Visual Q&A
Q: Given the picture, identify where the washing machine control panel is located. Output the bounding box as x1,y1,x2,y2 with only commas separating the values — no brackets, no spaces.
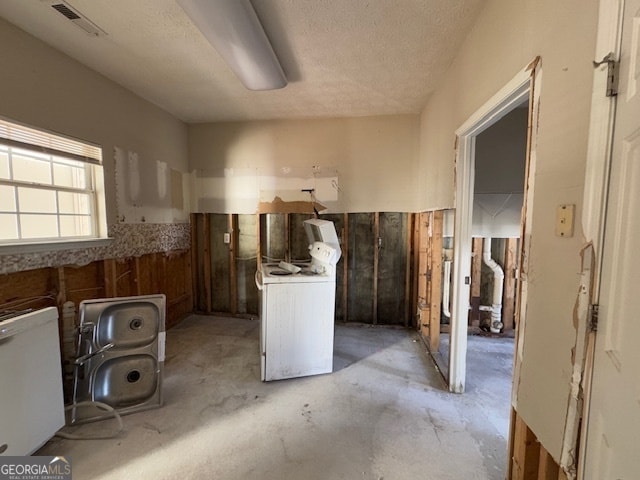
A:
309,241,338,266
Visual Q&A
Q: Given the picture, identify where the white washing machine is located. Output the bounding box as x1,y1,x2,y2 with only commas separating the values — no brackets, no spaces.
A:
256,219,341,382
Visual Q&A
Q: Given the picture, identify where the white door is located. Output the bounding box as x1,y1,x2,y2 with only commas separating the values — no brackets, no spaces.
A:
584,0,640,477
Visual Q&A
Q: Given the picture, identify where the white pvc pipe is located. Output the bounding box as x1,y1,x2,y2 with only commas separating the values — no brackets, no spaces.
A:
442,260,452,318
482,238,504,333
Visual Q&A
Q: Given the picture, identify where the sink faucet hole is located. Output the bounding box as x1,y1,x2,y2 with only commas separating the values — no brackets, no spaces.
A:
127,370,141,383
129,318,144,330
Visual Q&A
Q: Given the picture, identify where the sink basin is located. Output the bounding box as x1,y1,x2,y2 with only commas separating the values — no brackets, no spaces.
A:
92,354,159,408
80,297,164,349
69,295,165,425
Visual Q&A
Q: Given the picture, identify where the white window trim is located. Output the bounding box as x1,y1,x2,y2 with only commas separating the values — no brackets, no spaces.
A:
0,237,113,255
0,116,109,248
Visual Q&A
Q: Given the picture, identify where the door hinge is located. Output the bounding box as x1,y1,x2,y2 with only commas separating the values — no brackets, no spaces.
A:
593,53,619,97
589,304,599,332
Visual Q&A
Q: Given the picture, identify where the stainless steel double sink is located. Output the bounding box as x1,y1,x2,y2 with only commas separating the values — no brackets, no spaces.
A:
69,295,166,424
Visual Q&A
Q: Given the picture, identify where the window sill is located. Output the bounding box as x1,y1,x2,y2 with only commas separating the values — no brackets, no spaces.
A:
0,237,113,255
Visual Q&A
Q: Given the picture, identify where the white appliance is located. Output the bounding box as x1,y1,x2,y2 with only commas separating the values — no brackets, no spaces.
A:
0,307,65,455
256,219,341,382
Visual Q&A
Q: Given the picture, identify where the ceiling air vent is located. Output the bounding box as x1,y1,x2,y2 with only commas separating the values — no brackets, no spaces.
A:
50,1,106,37
51,3,80,20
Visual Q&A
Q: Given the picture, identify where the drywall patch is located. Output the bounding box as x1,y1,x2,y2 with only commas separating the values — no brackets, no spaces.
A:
171,169,184,210
0,223,191,274
114,146,189,223
192,166,339,214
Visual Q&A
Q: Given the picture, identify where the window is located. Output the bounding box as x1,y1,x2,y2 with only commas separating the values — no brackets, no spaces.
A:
0,117,107,245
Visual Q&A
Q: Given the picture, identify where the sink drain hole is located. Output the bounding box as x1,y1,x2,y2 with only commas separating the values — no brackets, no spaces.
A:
130,317,143,330
127,370,141,383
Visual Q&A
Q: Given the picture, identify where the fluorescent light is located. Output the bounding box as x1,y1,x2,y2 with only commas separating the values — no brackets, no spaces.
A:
178,0,287,91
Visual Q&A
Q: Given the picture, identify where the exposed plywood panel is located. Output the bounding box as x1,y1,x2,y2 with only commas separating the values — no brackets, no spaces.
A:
103,259,118,297
210,214,230,313
1,251,192,328
237,214,259,315
289,213,314,262
164,250,192,328
115,258,134,298
67,262,105,308
404,214,414,326
0,267,55,311
377,212,408,325
228,214,238,315
193,211,410,325
347,213,375,323
373,212,380,324
320,213,346,322
203,214,212,312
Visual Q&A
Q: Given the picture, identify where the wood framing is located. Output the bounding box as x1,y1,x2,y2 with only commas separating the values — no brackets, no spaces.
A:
428,210,443,352
417,212,430,337
512,414,540,480
508,410,564,480
411,213,421,329
502,237,518,330
538,446,560,479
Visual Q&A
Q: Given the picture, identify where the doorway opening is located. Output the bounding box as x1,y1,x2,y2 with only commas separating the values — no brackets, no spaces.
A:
449,61,540,396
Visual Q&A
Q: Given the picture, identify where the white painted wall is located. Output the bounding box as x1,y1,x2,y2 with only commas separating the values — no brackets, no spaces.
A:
0,18,189,226
418,0,598,460
188,116,420,213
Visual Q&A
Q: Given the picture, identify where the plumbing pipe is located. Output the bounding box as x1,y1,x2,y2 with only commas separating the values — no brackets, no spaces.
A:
442,260,452,318
482,238,504,333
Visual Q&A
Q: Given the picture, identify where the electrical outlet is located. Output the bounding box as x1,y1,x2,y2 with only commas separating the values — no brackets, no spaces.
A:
223,232,230,244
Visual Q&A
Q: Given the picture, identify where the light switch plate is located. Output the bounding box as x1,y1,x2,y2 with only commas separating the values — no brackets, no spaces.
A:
223,232,230,244
555,204,575,237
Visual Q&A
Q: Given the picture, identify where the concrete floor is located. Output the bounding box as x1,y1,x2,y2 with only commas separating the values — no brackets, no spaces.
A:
38,315,514,480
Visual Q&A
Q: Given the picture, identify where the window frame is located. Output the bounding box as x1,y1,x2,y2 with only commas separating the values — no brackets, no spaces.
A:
0,116,110,252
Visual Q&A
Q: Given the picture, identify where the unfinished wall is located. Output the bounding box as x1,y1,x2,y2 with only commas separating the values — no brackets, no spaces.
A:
192,212,411,325
188,116,420,214
417,0,598,462
0,251,192,400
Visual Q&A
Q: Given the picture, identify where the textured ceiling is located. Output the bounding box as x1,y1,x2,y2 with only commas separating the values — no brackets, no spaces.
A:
0,0,485,123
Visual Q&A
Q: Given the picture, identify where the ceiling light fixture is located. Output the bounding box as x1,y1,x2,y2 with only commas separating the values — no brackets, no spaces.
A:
177,0,287,91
